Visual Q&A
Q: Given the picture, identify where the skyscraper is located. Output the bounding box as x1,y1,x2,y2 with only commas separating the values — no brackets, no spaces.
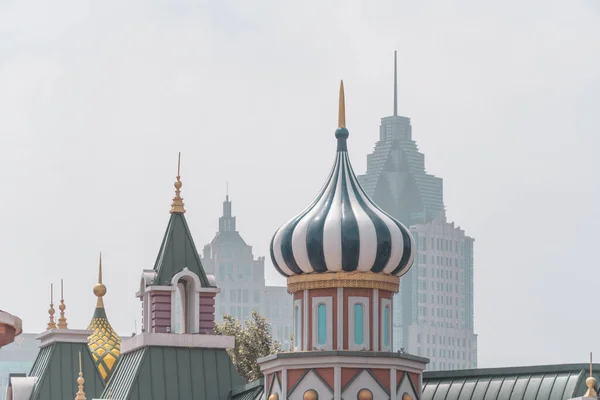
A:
201,194,292,348
357,52,477,370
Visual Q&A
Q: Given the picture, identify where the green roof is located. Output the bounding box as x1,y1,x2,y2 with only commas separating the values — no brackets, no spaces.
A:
28,342,105,400
152,213,212,287
101,346,243,399
422,364,600,400
229,379,265,400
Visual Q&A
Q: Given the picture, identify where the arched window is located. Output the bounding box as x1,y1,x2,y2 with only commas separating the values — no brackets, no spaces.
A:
354,303,364,345
317,304,327,345
383,305,390,347
174,280,187,333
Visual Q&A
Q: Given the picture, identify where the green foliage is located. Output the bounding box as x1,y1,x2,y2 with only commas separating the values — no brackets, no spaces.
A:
215,310,283,383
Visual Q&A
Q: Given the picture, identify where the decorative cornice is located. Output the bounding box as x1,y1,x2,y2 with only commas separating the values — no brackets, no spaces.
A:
286,271,399,293
120,332,235,355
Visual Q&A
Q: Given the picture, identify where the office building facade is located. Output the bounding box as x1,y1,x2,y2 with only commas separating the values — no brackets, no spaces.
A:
201,195,292,348
357,52,477,370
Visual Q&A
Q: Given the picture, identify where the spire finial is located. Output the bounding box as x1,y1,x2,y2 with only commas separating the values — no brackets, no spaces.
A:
75,351,86,400
338,80,346,128
585,352,597,397
170,152,186,214
335,80,349,149
47,283,57,330
93,252,107,308
394,50,398,116
57,279,68,329
226,181,229,201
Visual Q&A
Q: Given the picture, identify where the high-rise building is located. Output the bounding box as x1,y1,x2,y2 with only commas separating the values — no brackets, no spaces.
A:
201,194,292,348
357,52,477,370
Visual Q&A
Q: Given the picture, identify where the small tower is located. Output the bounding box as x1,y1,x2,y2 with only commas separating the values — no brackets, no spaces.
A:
260,82,427,400
87,253,122,382
137,153,219,334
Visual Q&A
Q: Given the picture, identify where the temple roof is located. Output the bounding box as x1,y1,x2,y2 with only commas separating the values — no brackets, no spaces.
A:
87,253,122,382
422,364,599,400
100,346,243,399
27,339,105,400
152,212,212,287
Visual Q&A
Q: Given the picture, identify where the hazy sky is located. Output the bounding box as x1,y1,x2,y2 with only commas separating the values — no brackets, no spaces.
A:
1,0,599,368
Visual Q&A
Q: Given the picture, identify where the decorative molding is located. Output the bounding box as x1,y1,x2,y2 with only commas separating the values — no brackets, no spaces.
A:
282,369,288,399
373,289,379,351
259,353,427,376
334,366,341,400
36,329,94,348
347,297,370,351
303,290,309,350
120,332,234,355
336,288,343,350
390,369,397,400
287,271,399,293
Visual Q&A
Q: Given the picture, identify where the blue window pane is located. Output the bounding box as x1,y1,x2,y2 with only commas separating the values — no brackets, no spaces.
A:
317,304,327,345
354,303,364,345
383,306,390,346
294,306,300,346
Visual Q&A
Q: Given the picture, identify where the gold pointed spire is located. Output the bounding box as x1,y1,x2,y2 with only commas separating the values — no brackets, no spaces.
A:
57,279,68,329
93,252,107,308
585,352,597,397
75,351,86,400
47,283,57,330
338,80,346,129
170,152,186,214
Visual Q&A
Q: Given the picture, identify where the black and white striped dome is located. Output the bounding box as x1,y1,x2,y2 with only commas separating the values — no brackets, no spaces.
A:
270,81,415,278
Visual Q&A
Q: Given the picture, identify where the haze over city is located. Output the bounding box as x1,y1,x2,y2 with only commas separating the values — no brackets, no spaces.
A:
1,0,599,372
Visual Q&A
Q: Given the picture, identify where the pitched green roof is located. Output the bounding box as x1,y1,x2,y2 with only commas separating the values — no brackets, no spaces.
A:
422,364,599,400
101,346,243,399
28,342,105,400
152,213,212,287
229,379,264,400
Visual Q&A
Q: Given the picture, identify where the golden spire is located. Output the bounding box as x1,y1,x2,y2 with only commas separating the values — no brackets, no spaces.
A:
93,252,107,308
57,279,68,329
75,351,86,400
170,152,186,214
338,80,346,128
47,283,57,330
585,352,597,397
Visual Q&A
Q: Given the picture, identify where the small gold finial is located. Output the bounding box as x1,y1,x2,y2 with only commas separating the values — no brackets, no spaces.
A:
338,80,346,128
170,152,186,214
57,279,68,329
47,283,57,330
75,351,86,400
93,252,107,308
585,352,597,398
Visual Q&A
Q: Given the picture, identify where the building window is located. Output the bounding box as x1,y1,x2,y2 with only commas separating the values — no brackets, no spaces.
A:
311,296,333,350
354,303,364,345
383,305,390,347
349,297,369,350
317,304,327,345
294,300,302,350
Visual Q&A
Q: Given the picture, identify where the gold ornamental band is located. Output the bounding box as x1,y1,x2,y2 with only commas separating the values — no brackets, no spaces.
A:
286,271,400,294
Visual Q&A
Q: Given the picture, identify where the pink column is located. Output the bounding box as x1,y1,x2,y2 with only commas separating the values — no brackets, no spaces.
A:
150,291,172,333
199,293,216,334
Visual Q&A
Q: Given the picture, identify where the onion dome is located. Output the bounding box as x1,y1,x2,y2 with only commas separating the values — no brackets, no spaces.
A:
270,81,415,278
87,253,121,383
